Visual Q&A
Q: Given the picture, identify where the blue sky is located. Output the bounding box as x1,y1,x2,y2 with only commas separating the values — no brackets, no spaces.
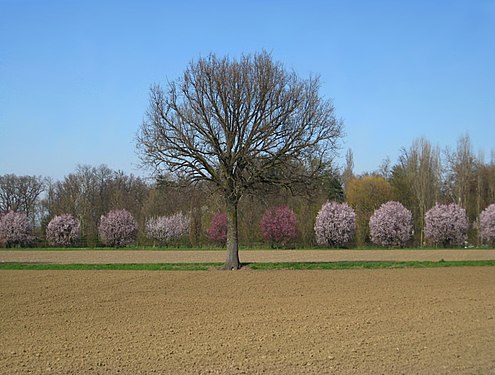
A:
1,0,494,180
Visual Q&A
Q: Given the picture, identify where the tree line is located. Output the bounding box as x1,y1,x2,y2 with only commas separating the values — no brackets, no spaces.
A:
344,135,495,246
0,134,494,248
2,53,494,255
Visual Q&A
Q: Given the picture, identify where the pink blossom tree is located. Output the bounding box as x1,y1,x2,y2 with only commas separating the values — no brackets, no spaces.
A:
314,201,355,247
480,204,495,246
98,209,138,247
424,203,468,247
0,211,33,247
46,214,81,247
145,216,161,244
167,212,190,241
260,206,298,247
207,212,227,245
145,212,190,246
369,201,412,248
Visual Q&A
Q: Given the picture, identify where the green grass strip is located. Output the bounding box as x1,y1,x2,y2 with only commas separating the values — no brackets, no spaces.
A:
0,263,224,271
0,260,494,271
249,260,495,270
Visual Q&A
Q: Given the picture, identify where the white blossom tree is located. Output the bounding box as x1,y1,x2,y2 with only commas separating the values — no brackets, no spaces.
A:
0,211,33,247
98,209,138,247
480,204,495,246
314,201,355,247
46,214,81,247
145,212,190,246
369,201,412,248
425,203,468,247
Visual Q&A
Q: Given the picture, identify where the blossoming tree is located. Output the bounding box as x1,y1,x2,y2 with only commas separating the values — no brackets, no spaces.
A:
369,201,412,248
46,214,81,247
480,204,495,246
207,212,227,245
260,206,298,247
0,211,33,247
424,203,468,247
314,201,355,247
145,212,190,246
98,209,138,247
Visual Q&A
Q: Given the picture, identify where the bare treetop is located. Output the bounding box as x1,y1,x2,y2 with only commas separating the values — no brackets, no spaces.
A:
138,51,342,199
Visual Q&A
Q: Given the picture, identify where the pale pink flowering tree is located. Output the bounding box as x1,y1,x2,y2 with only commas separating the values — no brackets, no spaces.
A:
167,212,190,241
424,203,468,247
369,201,412,248
314,201,355,247
145,212,190,246
145,216,167,245
260,206,298,247
98,209,138,247
0,211,33,247
46,214,81,247
480,204,495,246
207,212,227,245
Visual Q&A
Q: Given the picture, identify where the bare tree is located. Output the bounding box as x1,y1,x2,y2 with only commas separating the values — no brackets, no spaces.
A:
137,52,343,269
444,137,495,245
342,148,354,193
0,174,45,220
377,156,392,180
444,134,478,221
398,138,442,245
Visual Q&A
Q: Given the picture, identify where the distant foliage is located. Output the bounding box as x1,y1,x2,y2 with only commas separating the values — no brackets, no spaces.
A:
98,209,138,247
145,212,190,245
480,204,495,246
46,214,81,247
0,211,33,247
369,201,412,247
207,212,227,245
424,203,468,247
314,201,355,247
260,206,298,247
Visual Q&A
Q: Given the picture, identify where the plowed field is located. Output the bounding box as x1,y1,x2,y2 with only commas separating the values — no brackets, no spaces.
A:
1,249,494,264
1,267,494,374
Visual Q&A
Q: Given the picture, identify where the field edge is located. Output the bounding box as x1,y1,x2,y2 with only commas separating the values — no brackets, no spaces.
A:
1,259,495,271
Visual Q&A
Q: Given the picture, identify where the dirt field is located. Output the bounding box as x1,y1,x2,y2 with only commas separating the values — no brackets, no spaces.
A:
1,248,494,264
1,268,494,374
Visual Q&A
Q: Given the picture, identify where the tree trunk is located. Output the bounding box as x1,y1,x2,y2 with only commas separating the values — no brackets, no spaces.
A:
224,199,240,270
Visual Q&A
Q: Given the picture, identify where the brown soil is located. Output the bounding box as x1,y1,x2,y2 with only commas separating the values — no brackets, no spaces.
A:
1,268,494,374
1,249,494,264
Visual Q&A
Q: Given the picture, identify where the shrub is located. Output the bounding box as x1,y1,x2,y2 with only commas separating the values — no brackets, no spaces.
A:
46,214,81,247
207,212,227,245
98,209,137,247
314,201,355,247
260,206,298,247
480,204,495,246
424,203,468,247
145,212,190,245
0,211,33,247
369,201,412,247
